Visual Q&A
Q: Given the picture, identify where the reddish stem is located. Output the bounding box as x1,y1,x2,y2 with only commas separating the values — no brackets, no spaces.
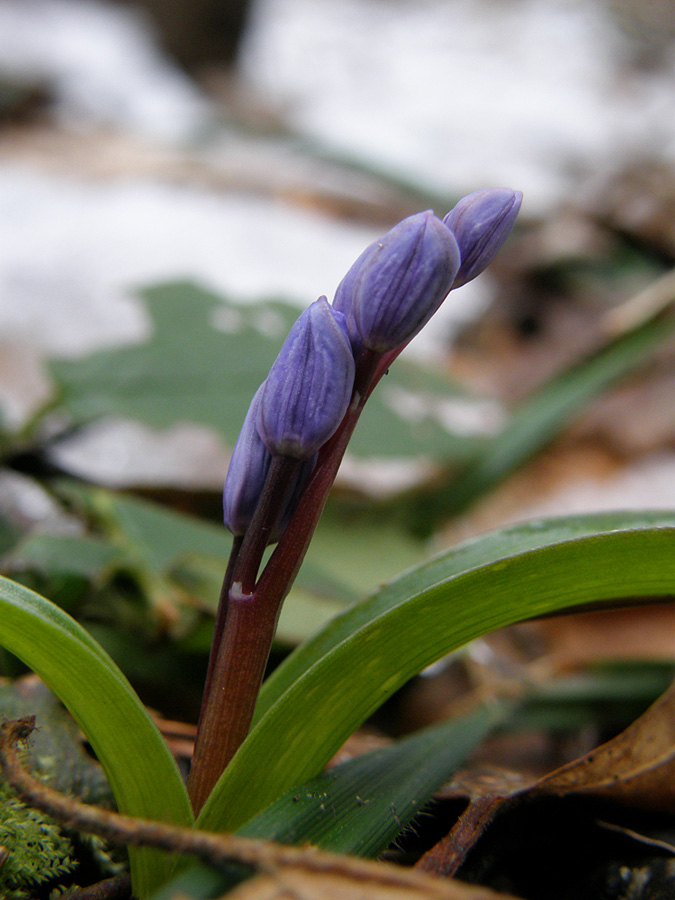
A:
187,584,283,814
195,535,241,733
189,350,384,812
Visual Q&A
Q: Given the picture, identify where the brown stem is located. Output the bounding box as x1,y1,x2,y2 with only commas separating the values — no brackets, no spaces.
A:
197,535,242,724
61,875,132,900
231,455,302,597
188,587,282,813
189,457,300,812
256,350,381,600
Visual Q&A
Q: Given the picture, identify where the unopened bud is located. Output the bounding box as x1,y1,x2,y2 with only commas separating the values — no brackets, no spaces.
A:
336,211,460,353
258,297,355,459
443,188,522,288
223,385,318,540
223,384,270,536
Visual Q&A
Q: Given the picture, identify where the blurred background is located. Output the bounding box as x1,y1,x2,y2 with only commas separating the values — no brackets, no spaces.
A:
0,0,674,491
1,0,675,708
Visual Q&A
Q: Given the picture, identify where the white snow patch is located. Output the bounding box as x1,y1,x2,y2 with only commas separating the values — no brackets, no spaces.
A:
241,0,675,212
0,0,210,141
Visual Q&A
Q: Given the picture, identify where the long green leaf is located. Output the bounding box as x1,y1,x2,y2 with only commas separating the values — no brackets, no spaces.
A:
240,701,506,856
197,513,675,833
155,703,506,899
0,576,193,896
255,511,675,722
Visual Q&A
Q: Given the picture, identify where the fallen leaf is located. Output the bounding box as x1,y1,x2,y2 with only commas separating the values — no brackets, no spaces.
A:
536,677,675,810
417,677,675,877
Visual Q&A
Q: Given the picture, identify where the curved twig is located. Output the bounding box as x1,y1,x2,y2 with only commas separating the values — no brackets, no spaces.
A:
0,717,512,900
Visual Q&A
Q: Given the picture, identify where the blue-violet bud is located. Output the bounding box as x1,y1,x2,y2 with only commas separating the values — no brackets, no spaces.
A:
223,384,318,539
340,211,461,353
333,240,378,352
223,384,271,535
258,296,355,459
443,188,522,289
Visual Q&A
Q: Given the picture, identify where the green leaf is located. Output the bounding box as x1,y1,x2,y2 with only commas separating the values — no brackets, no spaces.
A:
156,702,506,900
61,483,232,575
0,576,193,896
49,281,485,461
240,702,506,856
5,532,122,580
50,282,282,445
158,703,510,900
255,510,675,722
197,512,675,833
411,315,675,530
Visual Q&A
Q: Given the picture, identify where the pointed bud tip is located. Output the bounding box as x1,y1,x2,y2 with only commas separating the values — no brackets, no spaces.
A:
444,187,522,288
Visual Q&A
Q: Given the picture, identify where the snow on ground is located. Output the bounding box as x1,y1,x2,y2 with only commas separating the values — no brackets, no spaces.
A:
0,0,674,487
0,0,209,141
241,0,675,212
0,166,382,356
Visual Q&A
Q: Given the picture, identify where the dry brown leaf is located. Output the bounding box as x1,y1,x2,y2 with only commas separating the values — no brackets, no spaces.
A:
224,861,521,900
416,767,537,878
418,677,675,877
537,677,675,809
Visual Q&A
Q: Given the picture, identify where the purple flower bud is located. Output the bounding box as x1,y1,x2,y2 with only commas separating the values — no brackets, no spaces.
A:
443,188,522,289
258,297,355,459
333,240,378,352
337,211,461,353
223,384,270,535
223,384,318,539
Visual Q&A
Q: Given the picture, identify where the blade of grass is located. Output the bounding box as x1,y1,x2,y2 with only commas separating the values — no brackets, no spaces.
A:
255,511,675,723
240,701,507,856
154,702,508,898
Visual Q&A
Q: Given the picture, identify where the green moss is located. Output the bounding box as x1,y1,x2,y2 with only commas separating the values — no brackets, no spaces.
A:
0,781,77,898
0,678,125,898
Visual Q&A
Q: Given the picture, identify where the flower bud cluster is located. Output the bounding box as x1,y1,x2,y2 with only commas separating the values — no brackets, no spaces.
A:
224,187,522,538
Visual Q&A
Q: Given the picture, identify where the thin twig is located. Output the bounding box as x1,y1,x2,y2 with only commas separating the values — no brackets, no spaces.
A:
60,874,132,900
600,267,675,337
0,717,509,899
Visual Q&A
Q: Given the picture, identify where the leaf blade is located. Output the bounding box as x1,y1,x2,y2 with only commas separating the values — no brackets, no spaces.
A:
0,576,194,896
198,515,675,833
255,510,675,722
240,702,507,856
